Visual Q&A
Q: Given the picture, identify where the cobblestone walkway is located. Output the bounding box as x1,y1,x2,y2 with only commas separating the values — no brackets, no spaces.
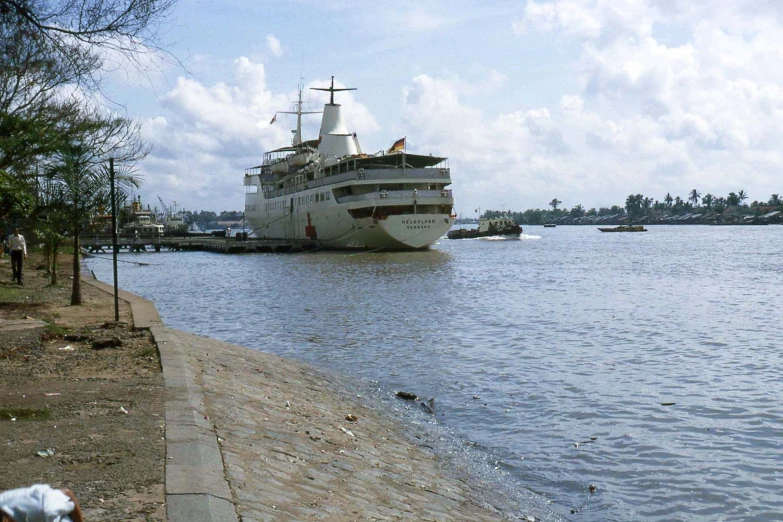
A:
176,330,510,522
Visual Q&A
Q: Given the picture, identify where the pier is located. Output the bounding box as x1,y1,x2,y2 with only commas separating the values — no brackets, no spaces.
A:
82,235,319,254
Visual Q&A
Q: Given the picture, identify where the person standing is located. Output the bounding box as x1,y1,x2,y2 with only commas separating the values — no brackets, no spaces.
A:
8,228,26,285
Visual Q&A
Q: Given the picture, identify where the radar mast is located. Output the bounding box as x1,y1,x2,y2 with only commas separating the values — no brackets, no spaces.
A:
310,76,357,105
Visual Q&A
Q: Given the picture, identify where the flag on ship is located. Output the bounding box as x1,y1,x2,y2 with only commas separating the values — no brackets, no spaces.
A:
269,114,277,124
387,137,405,153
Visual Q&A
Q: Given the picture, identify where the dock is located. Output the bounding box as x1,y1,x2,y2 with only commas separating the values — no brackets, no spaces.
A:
82,235,319,254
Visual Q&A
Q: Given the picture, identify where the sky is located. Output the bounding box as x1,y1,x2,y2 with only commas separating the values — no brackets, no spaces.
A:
102,0,783,215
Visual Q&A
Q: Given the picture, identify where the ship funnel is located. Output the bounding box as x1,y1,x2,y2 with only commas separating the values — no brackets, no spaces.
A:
311,76,360,158
318,104,359,158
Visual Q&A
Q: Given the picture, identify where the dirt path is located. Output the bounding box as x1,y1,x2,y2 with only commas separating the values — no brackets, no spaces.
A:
0,253,166,520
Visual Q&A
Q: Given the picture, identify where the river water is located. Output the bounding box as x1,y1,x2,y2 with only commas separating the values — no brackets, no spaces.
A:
88,225,783,521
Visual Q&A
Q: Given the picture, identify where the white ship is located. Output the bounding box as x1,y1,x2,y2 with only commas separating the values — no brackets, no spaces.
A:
244,77,456,250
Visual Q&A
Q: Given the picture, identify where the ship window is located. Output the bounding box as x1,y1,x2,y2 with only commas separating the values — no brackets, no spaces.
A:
326,192,330,200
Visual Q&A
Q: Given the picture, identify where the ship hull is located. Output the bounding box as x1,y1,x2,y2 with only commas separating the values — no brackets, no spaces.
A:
245,193,454,250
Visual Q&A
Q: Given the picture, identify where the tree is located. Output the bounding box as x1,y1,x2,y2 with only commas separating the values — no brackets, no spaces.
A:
0,169,35,220
664,192,673,207
702,193,714,209
737,190,748,206
0,0,176,78
1,0,171,193
570,204,585,218
34,176,69,284
727,192,740,206
769,194,781,206
625,194,643,218
549,198,562,211
688,189,701,207
45,145,140,304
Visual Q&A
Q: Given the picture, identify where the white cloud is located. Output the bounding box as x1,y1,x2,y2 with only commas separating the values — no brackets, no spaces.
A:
137,60,379,211
489,0,783,210
127,1,783,214
266,34,283,57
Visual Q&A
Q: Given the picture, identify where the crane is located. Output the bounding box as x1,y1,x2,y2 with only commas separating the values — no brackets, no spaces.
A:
157,196,169,216
156,196,171,224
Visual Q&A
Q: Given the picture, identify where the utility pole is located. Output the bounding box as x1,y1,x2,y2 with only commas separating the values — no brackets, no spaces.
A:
109,158,119,322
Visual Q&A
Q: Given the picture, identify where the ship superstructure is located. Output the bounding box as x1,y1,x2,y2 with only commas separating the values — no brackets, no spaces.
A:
243,77,455,250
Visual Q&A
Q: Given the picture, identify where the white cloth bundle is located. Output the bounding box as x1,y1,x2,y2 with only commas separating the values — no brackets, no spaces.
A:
0,485,74,522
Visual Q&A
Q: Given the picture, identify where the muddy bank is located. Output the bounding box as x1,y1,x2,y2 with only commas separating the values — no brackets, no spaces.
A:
0,254,166,520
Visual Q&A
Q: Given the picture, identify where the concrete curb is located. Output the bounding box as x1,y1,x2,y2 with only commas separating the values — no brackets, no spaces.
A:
80,276,163,329
81,276,238,522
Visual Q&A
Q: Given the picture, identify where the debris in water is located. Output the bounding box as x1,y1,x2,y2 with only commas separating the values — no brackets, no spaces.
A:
661,402,676,406
345,414,357,422
396,391,417,400
589,484,596,494
119,406,128,414
36,449,55,458
338,426,354,438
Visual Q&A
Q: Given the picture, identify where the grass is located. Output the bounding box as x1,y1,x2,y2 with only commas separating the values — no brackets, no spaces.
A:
43,321,71,336
136,346,159,358
0,283,25,301
0,407,52,422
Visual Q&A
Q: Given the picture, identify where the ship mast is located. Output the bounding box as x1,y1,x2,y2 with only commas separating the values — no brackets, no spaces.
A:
274,82,321,146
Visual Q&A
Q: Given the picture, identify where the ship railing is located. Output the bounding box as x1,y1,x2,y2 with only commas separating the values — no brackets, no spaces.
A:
337,189,452,204
261,169,453,200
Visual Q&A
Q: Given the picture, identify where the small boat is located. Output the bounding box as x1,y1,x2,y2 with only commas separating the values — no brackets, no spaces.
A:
598,225,647,232
543,223,556,228
448,216,522,239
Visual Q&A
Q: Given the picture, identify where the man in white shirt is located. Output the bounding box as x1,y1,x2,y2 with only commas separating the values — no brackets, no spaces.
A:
8,228,26,285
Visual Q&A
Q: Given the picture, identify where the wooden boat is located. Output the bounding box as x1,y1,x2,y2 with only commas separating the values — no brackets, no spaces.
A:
543,223,556,228
598,225,647,232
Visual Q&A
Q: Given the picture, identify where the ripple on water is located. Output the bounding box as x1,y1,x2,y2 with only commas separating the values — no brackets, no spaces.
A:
88,225,783,522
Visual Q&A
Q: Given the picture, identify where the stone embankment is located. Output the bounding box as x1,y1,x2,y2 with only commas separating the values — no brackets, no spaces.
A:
86,277,542,521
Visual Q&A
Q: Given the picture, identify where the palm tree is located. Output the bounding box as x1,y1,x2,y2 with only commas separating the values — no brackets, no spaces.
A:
35,178,70,285
46,145,140,304
769,194,781,206
688,189,701,207
625,194,643,219
702,193,714,209
549,198,562,211
738,190,748,206
727,192,740,206
664,193,673,207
